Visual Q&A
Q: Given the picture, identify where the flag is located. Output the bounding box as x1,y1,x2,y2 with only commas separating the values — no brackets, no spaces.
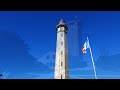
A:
82,37,90,54
81,37,98,79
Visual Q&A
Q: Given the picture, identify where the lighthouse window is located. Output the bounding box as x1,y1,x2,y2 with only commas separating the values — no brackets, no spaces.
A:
61,27,64,30
61,42,63,45
61,34,63,37
61,62,63,66
61,51,63,55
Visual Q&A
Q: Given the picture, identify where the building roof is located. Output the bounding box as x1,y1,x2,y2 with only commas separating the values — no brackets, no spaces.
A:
59,19,66,25
56,19,68,30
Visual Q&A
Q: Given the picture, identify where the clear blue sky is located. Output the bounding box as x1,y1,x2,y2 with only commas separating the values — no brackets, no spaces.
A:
0,11,120,79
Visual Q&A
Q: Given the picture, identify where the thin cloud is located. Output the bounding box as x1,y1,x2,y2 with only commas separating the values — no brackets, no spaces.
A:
2,72,10,79
24,72,53,79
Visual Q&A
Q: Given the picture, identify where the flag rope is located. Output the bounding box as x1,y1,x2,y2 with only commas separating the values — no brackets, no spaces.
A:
87,37,97,79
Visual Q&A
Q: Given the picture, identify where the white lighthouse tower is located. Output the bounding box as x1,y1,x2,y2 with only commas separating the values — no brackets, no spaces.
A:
54,19,69,79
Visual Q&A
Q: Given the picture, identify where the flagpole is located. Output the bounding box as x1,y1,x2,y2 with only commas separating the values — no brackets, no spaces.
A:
87,37,97,79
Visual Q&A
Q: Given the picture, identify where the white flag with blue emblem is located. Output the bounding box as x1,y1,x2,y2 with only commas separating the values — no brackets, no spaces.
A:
82,37,90,54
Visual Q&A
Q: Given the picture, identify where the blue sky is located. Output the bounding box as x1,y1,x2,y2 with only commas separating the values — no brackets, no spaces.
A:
0,11,120,79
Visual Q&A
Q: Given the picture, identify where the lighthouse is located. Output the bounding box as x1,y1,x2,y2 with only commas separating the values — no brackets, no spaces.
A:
54,19,69,79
